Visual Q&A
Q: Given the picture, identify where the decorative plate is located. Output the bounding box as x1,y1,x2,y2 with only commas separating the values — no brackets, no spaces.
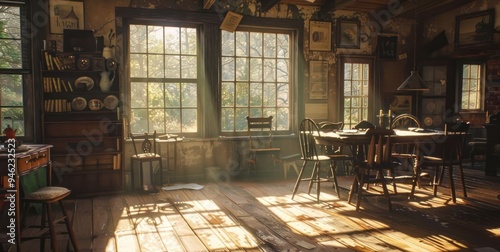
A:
88,99,104,111
106,58,118,71
424,117,433,126
103,95,119,110
76,57,91,70
71,97,87,111
74,76,94,91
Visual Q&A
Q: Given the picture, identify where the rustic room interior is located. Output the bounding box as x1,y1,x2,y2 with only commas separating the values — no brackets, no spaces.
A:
1,0,500,251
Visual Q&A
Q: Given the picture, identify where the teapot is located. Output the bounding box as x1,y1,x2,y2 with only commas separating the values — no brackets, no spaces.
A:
99,71,116,92
3,124,16,139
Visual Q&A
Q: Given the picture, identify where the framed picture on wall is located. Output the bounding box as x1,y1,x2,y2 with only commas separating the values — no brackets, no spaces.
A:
309,21,332,51
50,0,85,34
337,19,360,48
455,9,495,48
309,60,328,99
377,35,398,60
389,95,412,115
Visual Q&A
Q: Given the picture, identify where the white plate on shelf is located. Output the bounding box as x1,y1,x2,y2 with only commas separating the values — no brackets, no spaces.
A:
74,76,94,91
103,95,118,110
71,97,87,111
88,99,104,111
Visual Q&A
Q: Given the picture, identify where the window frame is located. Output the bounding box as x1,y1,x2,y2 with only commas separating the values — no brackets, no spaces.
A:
337,55,376,129
0,1,34,141
458,61,485,112
117,8,303,138
219,27,296,136
125,21,202,136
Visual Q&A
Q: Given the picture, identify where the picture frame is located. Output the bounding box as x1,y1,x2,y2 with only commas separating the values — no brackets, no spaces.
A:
377,35,398,60
455,9,495,48
50,0,85,34
309,61,328,100
389,95,412,115
337,19,360,49
309,21,332,51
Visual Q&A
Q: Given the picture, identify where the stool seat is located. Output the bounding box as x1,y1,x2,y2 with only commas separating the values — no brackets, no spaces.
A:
24,186,70,201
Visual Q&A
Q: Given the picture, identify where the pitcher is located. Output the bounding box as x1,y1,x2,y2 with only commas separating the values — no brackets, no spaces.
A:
99,71,115,92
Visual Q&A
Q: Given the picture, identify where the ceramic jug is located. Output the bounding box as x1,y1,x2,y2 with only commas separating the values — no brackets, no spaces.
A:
99,71,115,92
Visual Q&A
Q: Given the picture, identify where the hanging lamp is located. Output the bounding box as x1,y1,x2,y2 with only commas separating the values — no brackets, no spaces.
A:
397,0,429,92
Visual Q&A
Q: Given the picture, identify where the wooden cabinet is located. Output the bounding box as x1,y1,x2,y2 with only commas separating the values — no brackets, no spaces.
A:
41,50,123,195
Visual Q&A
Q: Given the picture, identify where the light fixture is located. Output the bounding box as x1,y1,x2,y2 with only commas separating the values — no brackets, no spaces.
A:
397,0,429,92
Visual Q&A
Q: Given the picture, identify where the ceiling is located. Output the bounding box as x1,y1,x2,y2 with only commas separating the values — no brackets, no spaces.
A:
262,0,476,20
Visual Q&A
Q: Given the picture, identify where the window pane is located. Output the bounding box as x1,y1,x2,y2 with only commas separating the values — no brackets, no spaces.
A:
249,32,262,57
182,83,197,107
236,82,249,107
0,74,23,106
276,59,289,82
164,27,180,54
263,33,276,58
221,31,235,56
181,55,197,79
221,82,235,107
130,53,147,78
236,58,249,81
130,82,147,108
181,28,197,55
130,25,147,53
165,83,180,107
250,58,262,81
235,32,249,56
165,55,180,78
147,26,164,54
148,82,164,108
148,54,164,78
221,57,235,81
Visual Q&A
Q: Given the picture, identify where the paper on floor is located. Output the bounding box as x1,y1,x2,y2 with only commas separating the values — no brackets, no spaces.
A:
162,183,204,191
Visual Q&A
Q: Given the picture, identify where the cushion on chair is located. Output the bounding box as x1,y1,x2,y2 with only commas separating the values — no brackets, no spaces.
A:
24,186,71,201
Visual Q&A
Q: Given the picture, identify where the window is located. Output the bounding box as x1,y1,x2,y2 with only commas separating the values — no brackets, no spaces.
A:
341,61,370,129
128,24,198,134
0,3,28,137
461,64,482,110
220,29,292,133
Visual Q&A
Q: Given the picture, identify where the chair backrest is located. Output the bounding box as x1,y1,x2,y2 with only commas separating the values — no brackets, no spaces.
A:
126,117,158,156
318,121,344,132
353,120,376,130
246,116,274,149
299,118,322,161
443,121,469,161
391,114,421,129
365,128,394,168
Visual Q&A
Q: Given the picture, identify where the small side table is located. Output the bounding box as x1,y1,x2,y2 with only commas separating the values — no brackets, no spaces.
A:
158,135,183,185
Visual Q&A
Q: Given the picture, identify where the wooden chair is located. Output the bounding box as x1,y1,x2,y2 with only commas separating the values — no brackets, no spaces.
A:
412,121,469,202
128,124,164,192
318,121,352,175
291,118,341,202
390,114,422,184
246,116,281,174
347,128,395,211
20,166,78,252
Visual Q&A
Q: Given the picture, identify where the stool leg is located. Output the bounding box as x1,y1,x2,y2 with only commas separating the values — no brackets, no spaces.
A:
46,203,58,252
159,158,163,187
130,159,135,191
59,201,78,251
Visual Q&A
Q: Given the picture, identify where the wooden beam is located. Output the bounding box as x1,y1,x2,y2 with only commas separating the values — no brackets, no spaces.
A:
260,0,281,12
319,0,335,15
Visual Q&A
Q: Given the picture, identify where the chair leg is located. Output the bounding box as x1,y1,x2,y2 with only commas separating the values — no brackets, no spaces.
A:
409,165,421,200
330,161,341,199
458,162,467,198
355,169,365,211
59,201,78,251
378,170,392,210
448,164,456,203
291,161,307,200
130,158,135,191
307,162,318,195
432,165,440,196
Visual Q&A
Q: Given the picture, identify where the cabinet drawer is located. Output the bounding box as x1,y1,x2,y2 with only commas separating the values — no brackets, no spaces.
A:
36,150,49,167
17,156,32,174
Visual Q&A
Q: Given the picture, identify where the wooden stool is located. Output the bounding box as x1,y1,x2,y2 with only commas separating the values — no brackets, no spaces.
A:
22,186,78,252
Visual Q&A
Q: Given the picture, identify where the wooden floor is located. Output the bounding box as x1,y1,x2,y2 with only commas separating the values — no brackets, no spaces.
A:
7,163,500,252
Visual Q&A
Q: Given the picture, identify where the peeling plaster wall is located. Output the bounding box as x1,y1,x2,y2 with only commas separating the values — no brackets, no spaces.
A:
43,0,415,185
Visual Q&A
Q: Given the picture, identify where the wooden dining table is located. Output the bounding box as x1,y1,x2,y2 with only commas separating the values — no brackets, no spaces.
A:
314,128,462,199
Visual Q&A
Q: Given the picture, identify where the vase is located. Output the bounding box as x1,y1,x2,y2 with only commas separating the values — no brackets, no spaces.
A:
99,71,115,92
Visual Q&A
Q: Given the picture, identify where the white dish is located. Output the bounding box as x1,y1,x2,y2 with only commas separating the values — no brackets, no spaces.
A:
103,95,118,110
88,99,103,111
74,76,94,91
71,97,87,111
